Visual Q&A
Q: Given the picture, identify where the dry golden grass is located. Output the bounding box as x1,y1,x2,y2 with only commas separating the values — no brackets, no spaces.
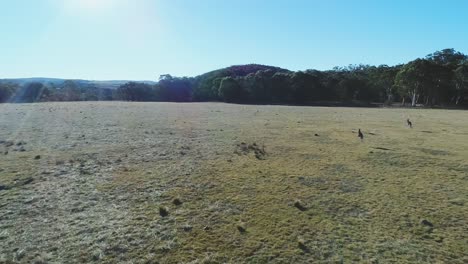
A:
0,102,467,263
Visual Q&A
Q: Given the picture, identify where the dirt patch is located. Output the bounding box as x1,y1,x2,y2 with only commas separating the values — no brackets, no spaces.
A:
414,147,451,156
235,142,267,160
298,176,329,189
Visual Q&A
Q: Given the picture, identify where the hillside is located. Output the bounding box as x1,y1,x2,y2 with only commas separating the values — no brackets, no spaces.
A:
193,64,291,101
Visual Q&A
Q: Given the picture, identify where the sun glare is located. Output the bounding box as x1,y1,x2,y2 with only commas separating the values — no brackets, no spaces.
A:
65,0,115,12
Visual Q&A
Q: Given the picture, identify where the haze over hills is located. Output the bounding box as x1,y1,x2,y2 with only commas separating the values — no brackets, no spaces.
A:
0,78,156,90
0,64,287,89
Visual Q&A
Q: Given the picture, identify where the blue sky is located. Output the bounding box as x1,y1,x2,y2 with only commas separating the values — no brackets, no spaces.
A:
1,0,467,80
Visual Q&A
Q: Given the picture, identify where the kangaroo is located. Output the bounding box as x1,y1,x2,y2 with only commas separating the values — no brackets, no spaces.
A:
407,118,413,128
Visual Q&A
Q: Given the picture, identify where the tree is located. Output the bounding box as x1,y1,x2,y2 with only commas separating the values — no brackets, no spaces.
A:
0,83,18,103
218,77,244,102
193,75,222,101
395,59,433,106
425,49,467,106
239,70,276,103
426,63,453,106
61,80,81,101
426,48,467,66
368,65,400,104
13,82,46,103
115,82,155,101
271,72,293,103
454,61,468,105
290,70,324,103
158,75,193,102
337,77,371,102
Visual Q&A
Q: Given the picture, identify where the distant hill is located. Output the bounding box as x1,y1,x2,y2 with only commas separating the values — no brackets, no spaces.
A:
197,64,291,79
0,78,156,90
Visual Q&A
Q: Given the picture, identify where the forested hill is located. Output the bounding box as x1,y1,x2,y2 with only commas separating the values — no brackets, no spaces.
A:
193,64,291,101
1,49,468,107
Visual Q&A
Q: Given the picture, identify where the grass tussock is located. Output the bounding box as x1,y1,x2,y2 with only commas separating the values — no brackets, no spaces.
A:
159,206,169,217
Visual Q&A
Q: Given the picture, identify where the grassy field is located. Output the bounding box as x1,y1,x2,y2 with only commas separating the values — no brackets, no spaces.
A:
0,102,467,263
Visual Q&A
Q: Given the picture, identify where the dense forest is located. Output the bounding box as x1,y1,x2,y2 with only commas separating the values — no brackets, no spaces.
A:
1,49,467,107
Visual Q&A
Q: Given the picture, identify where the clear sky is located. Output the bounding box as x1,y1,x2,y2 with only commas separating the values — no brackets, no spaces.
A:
1,0,467,80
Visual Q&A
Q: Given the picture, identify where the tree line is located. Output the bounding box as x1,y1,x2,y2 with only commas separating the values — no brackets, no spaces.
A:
1,48,467,107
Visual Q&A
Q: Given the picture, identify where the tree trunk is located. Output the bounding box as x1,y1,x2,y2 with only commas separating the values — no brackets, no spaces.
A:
411,92,416,107
387,93,393,104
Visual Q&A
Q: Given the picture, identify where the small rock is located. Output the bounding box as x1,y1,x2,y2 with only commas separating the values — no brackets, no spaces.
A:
182,224,192,232
172,198,182,206
294,200,307,211
314,133,319,136
237,223,246,233
159,206,169,217
22,177,34,185
420,219,433,227
34,155,41,160
15,249,26,261
298,237,308,251
91,249,102,261
14,146,26,152
24,197,38,204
